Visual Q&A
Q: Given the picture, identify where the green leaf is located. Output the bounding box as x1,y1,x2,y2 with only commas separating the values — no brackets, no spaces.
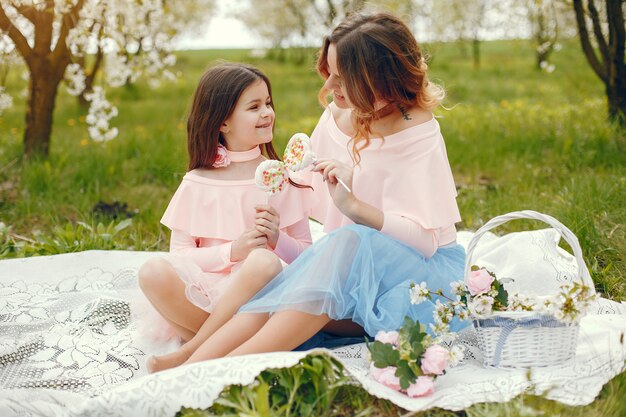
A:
395,360,417,390
497,283,509,307
252,381,270,416
404,318,426,347
410,341,424,361
367,341,400,368
114,218,133,233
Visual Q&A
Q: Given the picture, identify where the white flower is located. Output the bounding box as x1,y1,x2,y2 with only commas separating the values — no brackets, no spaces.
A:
450,281,465,297
0,87,13,114
409,282,430,305
508,293,536,312
447,345,465,367
429,320,449,337
64,63,86,97
84,87,118,142
468,295,494,318
457,309,470,321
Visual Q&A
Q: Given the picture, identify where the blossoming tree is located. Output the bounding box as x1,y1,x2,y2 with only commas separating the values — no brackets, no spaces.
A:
0,0,214,157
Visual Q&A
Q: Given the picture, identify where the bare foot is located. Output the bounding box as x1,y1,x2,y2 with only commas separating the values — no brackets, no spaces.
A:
146,349,191,373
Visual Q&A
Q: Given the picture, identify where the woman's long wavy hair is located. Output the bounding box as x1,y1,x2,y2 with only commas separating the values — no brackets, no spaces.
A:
316,12,445,163
186,63,280,170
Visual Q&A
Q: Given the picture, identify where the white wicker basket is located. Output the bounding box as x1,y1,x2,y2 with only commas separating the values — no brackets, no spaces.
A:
465,210,594,368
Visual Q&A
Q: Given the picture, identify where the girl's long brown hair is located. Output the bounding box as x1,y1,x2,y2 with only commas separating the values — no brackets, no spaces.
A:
316,12,445,163
187,63,280,170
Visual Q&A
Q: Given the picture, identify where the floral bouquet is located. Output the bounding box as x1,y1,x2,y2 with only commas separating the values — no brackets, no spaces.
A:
367,318,463,397
412,266,596,327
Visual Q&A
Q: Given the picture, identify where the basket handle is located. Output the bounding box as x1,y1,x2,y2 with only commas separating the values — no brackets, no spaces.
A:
464,210,593,289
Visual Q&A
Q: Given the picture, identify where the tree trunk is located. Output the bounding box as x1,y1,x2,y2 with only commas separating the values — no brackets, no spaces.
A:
572,0,625,126
472,38,480,69
23,65,63,158
606,65,626,125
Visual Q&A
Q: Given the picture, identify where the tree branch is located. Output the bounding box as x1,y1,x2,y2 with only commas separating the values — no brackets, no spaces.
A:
587,0,610,64
0,3,33,63
573,0,607,81
10,1,36,24
52,0,86,66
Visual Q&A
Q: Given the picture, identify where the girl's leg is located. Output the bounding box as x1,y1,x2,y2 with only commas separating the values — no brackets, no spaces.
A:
138,258,209,371
152,249,283,370
227,311,331,356
185,312,271,363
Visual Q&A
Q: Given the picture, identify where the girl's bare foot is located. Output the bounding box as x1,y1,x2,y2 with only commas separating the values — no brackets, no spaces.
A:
146,348,191,373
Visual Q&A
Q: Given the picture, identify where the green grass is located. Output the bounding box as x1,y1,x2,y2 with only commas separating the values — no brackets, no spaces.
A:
0,39,624,415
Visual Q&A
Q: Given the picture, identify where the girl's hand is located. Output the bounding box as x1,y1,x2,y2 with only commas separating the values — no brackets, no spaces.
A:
254,204,281,249
312,158,356,214
230,229,268,262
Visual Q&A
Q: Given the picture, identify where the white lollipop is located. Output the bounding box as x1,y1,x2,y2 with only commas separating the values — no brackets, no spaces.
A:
283,132,351,192
255,160,289,199
283,133,316,171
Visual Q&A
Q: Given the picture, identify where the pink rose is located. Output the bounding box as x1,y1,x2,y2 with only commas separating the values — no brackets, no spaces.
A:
212,144,230,168
421,344,449,375
369,364,401,391
406,376,435,398
375,330,400,346
467,268,494,296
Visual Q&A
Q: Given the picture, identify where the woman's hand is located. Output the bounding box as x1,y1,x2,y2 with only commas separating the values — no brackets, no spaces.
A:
230,229,268,262
312,158,356,215
254,204,281,249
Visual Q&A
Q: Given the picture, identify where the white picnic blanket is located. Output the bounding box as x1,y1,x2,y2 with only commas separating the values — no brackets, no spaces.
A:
1,227,625,416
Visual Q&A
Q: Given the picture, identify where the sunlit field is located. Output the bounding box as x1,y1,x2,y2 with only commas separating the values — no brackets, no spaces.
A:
0,39,624,416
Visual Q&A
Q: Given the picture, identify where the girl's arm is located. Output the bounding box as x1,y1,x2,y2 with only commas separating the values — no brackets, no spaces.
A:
169,229,236,272
272,217,313,264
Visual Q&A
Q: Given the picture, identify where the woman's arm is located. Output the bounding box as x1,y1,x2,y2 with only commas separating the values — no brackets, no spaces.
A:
312,159,441,257
342,200,439,258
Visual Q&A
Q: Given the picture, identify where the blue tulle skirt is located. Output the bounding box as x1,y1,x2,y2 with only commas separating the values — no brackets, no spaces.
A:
241,224,467,337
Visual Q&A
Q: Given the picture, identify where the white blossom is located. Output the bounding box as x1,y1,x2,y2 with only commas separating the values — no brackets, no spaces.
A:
508,293,536,312
447,345,464,367
409,282,430,305
450,281,465,297
64,63,86,97
539,60,555,73
84,87,118,142
0,86,12,114
468,295,494,318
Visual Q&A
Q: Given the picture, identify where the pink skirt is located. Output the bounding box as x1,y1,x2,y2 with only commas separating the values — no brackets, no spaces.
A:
162,254,243,313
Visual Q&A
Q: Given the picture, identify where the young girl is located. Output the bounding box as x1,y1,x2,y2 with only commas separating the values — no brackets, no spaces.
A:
138,63,312,372
165,11,466,359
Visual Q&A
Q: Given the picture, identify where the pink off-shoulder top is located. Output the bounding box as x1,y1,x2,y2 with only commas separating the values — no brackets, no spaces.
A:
161,171,313,272
302,104,461,257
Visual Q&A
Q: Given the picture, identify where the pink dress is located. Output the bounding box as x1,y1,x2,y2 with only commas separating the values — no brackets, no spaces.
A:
160,170,312,312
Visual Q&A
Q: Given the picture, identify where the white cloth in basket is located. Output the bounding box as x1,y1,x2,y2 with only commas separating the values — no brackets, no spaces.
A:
0,224,624,416
464,228,579,296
